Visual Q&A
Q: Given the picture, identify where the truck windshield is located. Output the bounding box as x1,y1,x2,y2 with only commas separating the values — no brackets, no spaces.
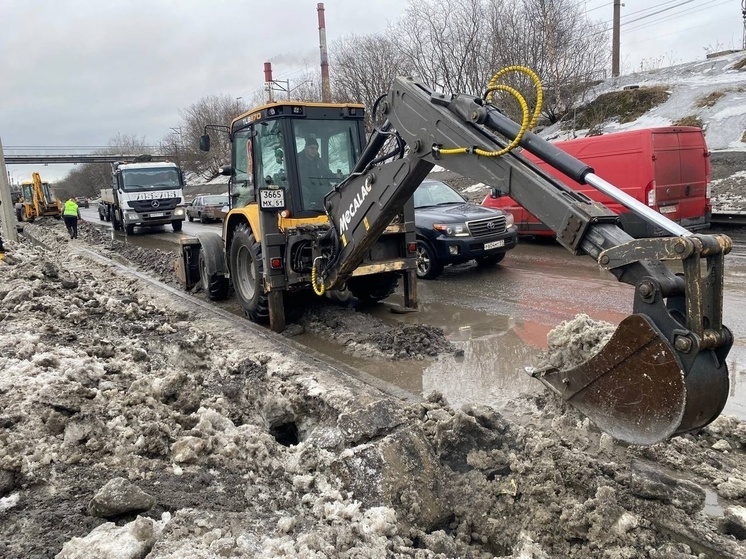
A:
121,168,181,191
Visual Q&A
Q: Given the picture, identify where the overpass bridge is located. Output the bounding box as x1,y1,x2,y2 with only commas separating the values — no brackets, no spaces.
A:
4,154,174,165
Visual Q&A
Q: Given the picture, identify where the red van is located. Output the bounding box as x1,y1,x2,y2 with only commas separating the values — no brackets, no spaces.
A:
483,127,711,238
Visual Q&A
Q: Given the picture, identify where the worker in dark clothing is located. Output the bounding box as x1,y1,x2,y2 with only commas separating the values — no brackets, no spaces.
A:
62,197,80,239
296,137,337,210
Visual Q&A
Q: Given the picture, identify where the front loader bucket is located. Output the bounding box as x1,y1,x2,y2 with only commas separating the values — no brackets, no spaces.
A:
532,314,730,445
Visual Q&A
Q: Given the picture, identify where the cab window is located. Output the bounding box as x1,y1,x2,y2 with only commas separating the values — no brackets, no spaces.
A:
232,128,254,208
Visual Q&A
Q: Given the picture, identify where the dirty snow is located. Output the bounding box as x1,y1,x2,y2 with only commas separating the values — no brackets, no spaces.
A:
1,217,745,558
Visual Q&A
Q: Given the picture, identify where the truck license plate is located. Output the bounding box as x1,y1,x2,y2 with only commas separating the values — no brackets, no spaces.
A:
259,187,286,210
484,240,505,250
149,212,165,218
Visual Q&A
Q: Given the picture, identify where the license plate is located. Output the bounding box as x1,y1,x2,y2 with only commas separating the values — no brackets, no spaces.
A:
484,240,505,250
259,187,286,210
659,205,677,214
149,212,165,218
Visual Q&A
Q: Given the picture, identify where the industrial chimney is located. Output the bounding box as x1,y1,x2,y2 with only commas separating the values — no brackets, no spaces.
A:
264,62,274,102
317,3,331,102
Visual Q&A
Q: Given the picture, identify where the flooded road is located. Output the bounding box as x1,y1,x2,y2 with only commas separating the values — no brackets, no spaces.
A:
82,207,746,422
303,230,746,422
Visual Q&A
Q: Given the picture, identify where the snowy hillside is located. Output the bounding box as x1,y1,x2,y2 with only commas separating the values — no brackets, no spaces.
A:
544,50,746,152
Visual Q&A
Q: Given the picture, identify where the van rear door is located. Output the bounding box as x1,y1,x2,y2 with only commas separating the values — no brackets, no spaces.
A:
651,128,710,232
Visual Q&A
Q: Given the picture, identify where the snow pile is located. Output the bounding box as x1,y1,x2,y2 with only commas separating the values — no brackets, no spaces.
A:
0,222,745,558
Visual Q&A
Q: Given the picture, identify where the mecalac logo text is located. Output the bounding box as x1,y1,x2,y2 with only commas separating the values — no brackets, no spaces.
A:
338,183,372,235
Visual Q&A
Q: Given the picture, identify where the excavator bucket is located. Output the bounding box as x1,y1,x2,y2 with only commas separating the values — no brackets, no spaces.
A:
531,314,730,445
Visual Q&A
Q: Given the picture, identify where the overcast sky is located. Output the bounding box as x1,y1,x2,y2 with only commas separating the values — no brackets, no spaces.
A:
1,0,741,183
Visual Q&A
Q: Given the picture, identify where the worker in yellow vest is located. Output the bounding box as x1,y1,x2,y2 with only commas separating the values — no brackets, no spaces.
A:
62,197,80,239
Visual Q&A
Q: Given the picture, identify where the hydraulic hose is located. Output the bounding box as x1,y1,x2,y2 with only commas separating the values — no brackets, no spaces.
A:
439,65,544,158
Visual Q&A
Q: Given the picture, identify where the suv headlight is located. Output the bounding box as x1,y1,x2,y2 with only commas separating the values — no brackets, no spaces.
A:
504,212,514,228
434,223,469,236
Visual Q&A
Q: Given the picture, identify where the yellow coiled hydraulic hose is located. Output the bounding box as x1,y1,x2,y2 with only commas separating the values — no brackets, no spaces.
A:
312,256,326,296
438,65,544,158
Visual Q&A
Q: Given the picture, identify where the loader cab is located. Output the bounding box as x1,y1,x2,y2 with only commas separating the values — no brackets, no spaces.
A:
228,102,367,218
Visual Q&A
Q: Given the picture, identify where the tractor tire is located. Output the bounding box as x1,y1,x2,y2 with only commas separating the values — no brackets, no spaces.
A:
172,220,183,232
199,249,229,300
415,240,443,279
348,272,399,304
229,223,270,323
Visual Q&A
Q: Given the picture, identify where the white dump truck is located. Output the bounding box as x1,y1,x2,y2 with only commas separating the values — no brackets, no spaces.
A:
98,157,186,234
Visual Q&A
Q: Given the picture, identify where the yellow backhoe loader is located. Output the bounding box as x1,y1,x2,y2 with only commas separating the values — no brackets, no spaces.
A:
15,172,62,222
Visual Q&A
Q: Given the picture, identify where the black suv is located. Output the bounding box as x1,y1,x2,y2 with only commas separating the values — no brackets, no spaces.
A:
414,179,518,279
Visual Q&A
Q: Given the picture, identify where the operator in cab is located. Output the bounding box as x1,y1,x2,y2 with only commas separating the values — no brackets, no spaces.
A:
296,137,338,210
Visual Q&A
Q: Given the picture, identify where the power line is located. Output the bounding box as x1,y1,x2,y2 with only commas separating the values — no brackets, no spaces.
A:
623,0,698,26
623,0,732,33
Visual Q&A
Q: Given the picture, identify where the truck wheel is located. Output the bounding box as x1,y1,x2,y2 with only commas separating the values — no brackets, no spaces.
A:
98,207,105,221
172,220,183,232
348,272,399,304
415,240,443,279
199,250,229,300
229,223,270,323
125,224,135,235
476,252,506,267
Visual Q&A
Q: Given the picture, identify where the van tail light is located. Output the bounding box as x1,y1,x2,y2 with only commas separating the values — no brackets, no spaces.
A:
706,183,711,200
646,180,656,207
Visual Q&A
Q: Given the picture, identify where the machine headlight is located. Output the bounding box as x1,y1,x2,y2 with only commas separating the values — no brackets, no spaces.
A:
433,223,469,236
174,208,185,216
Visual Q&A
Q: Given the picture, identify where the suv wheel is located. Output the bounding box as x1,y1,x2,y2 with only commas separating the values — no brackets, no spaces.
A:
416,240,443,279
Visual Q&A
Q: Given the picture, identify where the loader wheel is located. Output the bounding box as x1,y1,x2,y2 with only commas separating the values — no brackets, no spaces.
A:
229,223,270,323
476,252,505,267
172,220,183,232
348,272,399,304
415,240,443,279
199,250,229,300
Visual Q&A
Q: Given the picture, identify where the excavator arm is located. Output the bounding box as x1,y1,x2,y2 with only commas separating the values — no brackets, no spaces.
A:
320,76,732,445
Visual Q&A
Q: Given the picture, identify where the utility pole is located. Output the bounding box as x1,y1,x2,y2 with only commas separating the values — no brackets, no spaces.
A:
0,138,19,243
742,0,746,50
612,0,621,78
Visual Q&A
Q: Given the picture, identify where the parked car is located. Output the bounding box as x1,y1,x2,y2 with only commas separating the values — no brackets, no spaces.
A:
414,179,518,279
75,196,89,208
187,194,230,222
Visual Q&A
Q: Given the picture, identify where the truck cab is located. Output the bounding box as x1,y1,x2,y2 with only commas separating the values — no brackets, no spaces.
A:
99,160,187,234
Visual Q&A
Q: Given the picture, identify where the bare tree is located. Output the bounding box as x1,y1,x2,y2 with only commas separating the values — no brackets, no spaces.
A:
391,0,494,95
170,94,248,179
330,32,414,130
485,0,610,124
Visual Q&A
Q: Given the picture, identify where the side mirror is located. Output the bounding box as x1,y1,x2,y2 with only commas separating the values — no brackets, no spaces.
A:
199,134,211,152
219,165,233,176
